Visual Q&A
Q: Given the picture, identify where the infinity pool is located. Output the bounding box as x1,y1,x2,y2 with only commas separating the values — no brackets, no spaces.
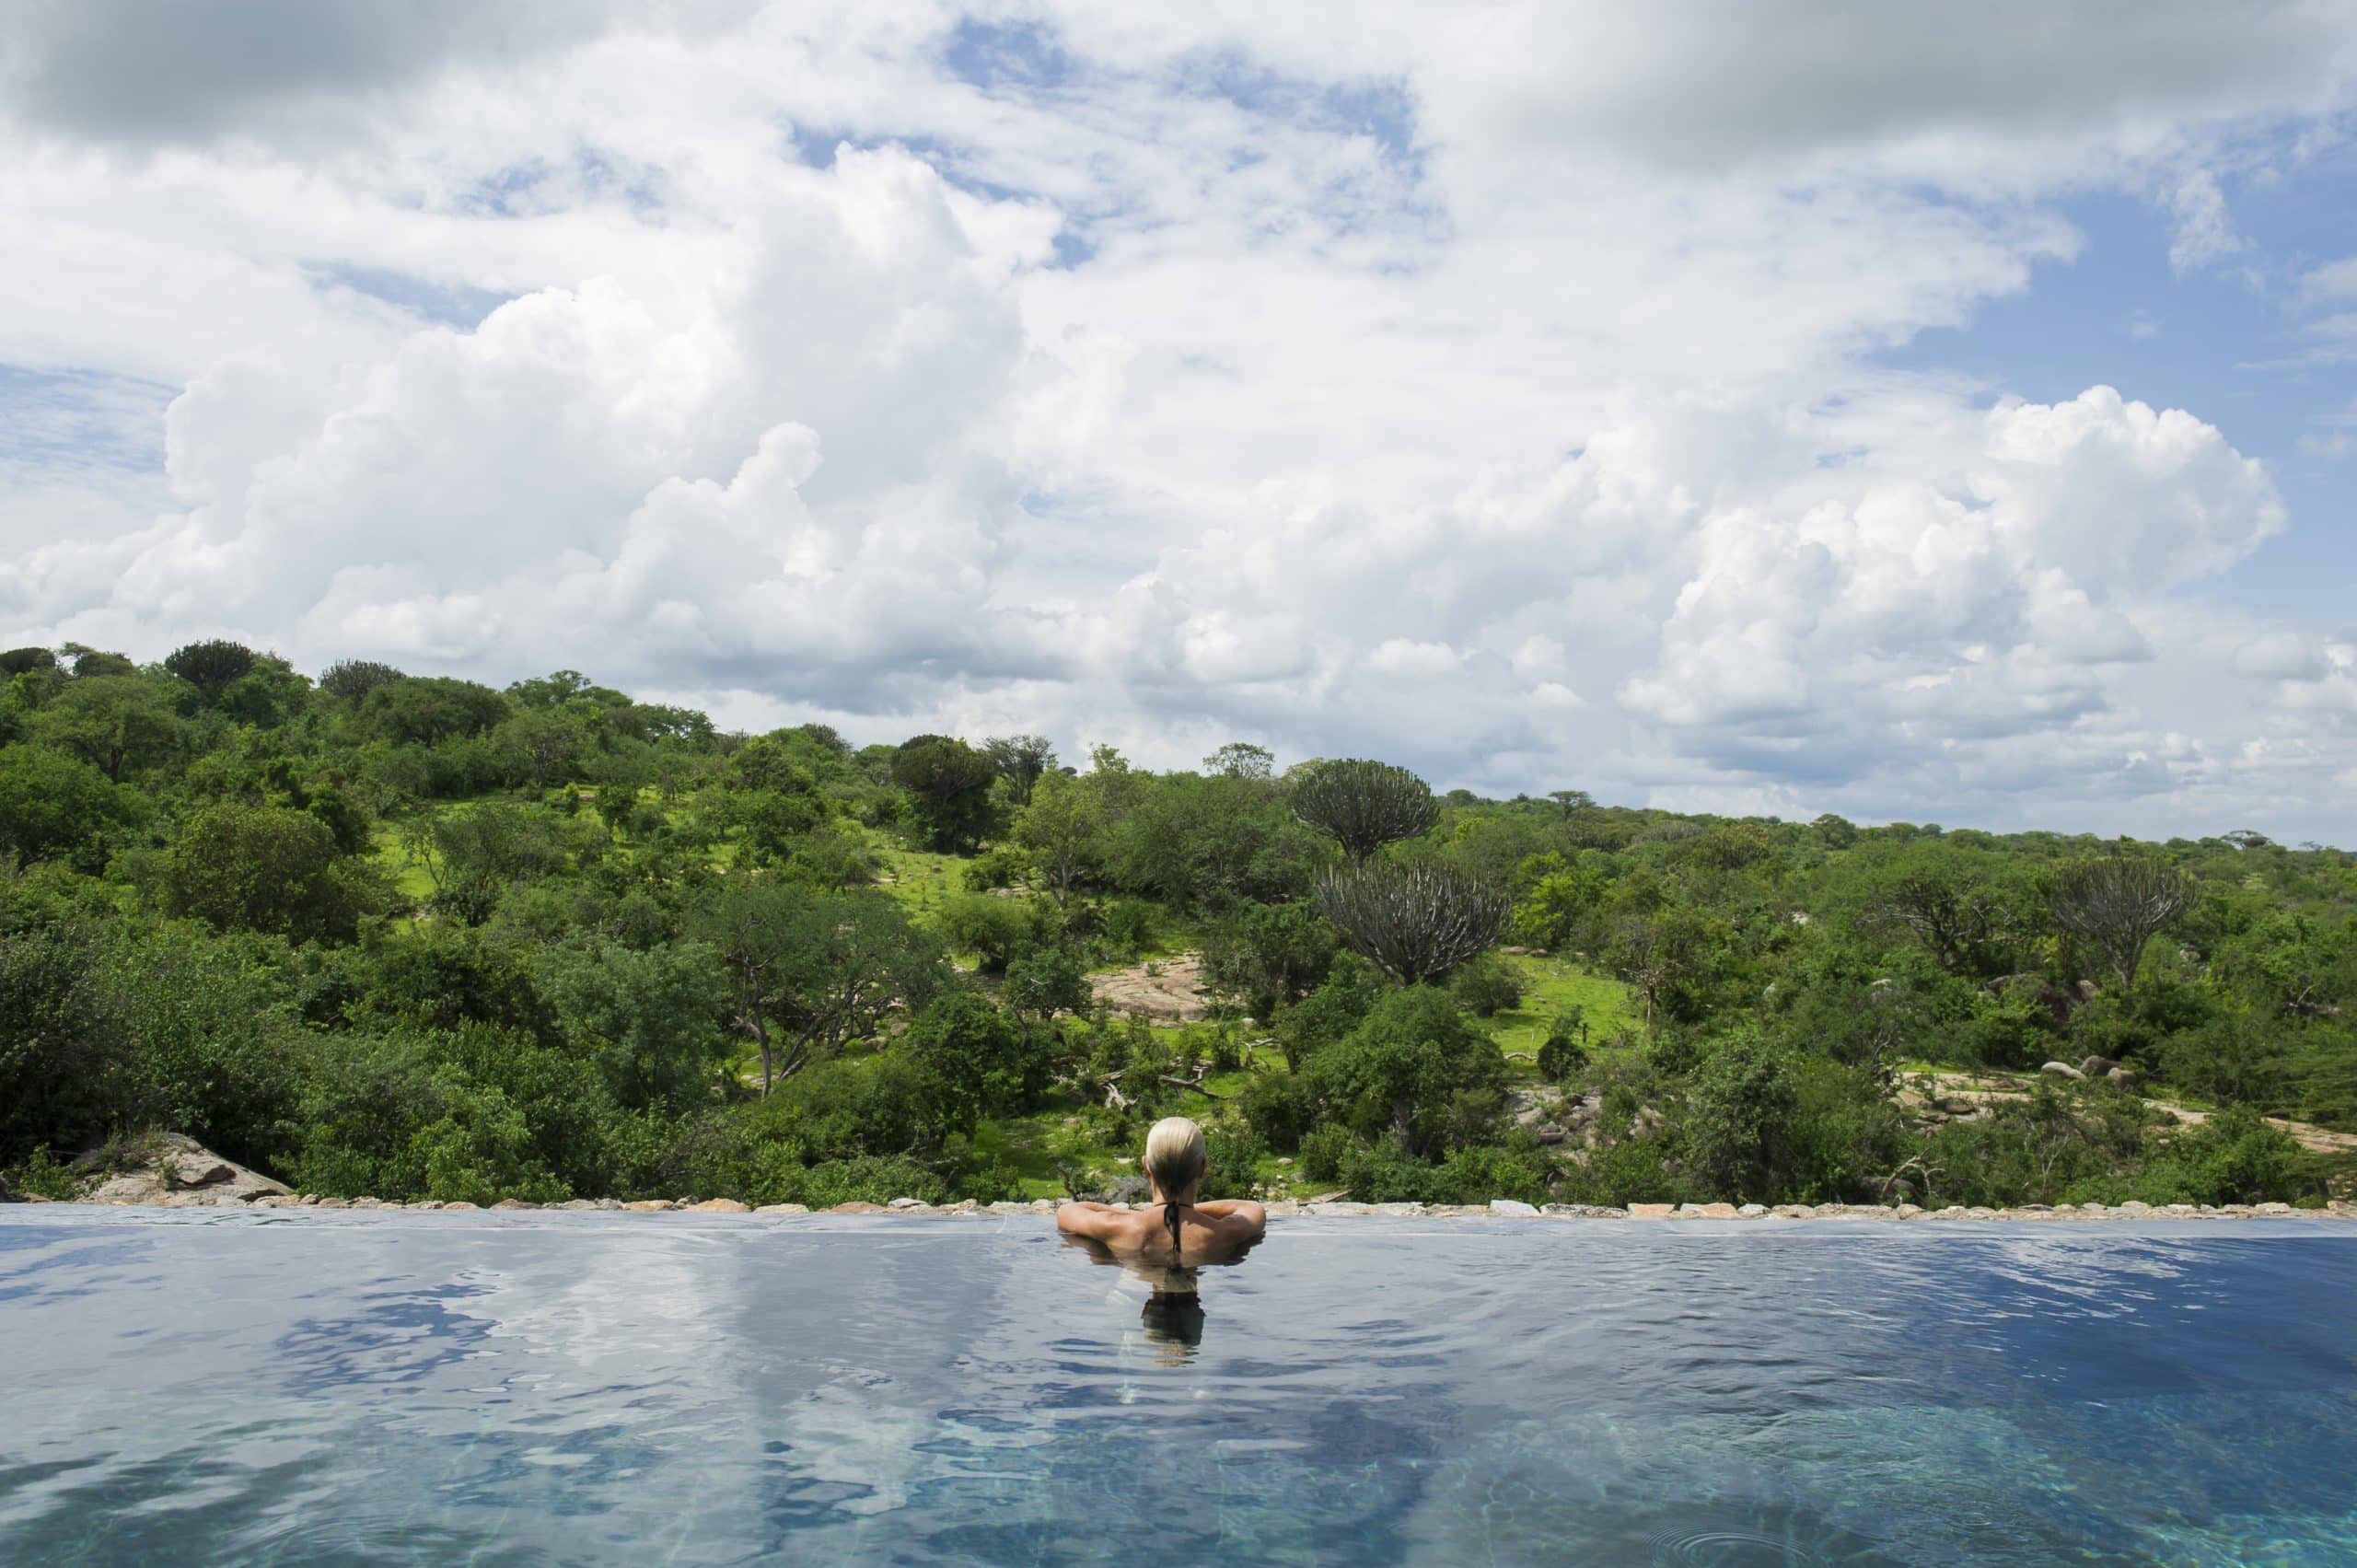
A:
2,1209,2352,1564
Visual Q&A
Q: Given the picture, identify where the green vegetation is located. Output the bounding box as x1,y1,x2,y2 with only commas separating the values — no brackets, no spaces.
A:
1,643,2350,1211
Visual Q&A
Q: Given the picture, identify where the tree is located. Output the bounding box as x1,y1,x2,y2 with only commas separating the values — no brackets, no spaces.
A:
0,748,136,867
1008,770,1104,904
1203,900,1341,1015
163,638,257,698
319,658,407,702
33,674,180,782
1861,843,2028,976
1290,759,1439,862
1205,742,1276,780
2049,857,2197,998
693,880,946,1095
891,734,1000,853
1611,908,1702,1027
533,937,731,1109
164,800,366,942
0,646,55,678
62,644,135,679
1302,986,1505,1158
901,992,1049,1116
1547,788,1594,819
1314,861,1508,985
983,734,1058,806
362,676,513,745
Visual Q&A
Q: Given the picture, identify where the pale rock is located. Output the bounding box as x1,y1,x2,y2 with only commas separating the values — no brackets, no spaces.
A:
756,1202,811,1215
624,1200,671,1212
1736,1203,1768,1217
1629,1202,1676,1219
687,1198,749,1213
440,1201,480,1211
1894,1203,1924,1218
1489,1199,1539,1215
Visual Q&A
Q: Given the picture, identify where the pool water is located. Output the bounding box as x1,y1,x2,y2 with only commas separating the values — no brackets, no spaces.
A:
3,1210,2353,1564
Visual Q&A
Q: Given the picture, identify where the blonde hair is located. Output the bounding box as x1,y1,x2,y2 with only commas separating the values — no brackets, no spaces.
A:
1143,1116,1208,1211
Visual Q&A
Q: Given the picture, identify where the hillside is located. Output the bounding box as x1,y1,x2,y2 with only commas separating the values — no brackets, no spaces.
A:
2,644,2351,1210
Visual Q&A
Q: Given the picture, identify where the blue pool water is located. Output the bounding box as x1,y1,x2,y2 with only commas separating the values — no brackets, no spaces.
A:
2,1210,2353,1565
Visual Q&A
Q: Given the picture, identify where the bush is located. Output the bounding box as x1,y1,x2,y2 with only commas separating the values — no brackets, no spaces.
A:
1201,1121,1268,1200
935,893,1034,972
1241,1073,1318,1152
1448,956,1524,1018
1301,985,1506,1157
1298,1123,1357,1183
1537,1012,1588,1083
901,992,1050,1116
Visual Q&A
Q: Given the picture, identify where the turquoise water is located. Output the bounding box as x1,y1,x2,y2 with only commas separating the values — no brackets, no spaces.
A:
2,1210,2353,1564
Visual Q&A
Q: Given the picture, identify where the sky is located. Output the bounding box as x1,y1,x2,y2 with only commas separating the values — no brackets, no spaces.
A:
4,1,2357,843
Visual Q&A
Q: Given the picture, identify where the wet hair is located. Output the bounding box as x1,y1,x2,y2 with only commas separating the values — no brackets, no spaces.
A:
1143,1116,1207,1254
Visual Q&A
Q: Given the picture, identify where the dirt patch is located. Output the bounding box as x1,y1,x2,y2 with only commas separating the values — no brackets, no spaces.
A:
1089,951,1217,1024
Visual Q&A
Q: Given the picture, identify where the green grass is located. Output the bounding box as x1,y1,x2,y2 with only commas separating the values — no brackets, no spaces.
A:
1483,952,1641,1071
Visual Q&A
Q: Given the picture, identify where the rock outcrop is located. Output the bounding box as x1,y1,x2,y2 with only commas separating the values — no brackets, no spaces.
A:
75,1134,292,1206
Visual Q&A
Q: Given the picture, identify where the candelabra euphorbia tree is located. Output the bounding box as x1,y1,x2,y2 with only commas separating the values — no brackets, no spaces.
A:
1290,758,1439,863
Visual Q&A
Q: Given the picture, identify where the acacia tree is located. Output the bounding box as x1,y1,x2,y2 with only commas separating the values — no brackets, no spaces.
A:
1290,759,1439,862
2049,857,2197,998
693,880,946,1095
1314,861,1507,985
982,735,1058,806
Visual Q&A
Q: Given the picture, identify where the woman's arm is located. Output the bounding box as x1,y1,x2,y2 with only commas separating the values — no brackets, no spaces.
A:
1056,1202,1123,1238
1194,1199,1267,1237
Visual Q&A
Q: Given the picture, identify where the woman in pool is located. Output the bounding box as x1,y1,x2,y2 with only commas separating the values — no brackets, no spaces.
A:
1055,1116,1266,1260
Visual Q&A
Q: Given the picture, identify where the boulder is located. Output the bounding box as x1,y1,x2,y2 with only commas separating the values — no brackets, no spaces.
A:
2107,1066,2140,1086
687,1198,749,1213
75,1133,291,1207
623,1200,672,1212
886,1197,930,1211
1736,1203,1768,1218
440,1201,480,1212
1628,1202,1676,1218
756,1202,811,1215
2039,1061,2085,1081
1675,1202,1739,1219
490,1199,537,1211
1489,1199,1539,1216
829,1201,885,1214
2079,1056,2120,1079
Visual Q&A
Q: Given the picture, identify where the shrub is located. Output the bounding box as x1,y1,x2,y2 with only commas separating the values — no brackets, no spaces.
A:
1448,956,1524,1017
935,893,1033,972
1537,1012,1588,1083
902,993,1050,1116
1298,1123,1357,1183
1242,1073,1318,1151
1301,985,1506,1157
1200,1121,1268,1200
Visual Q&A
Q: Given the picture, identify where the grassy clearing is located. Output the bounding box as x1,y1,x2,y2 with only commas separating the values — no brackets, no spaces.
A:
1485,952,1641,1072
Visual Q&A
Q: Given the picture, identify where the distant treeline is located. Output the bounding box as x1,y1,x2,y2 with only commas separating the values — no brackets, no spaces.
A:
0,639,2346,1210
